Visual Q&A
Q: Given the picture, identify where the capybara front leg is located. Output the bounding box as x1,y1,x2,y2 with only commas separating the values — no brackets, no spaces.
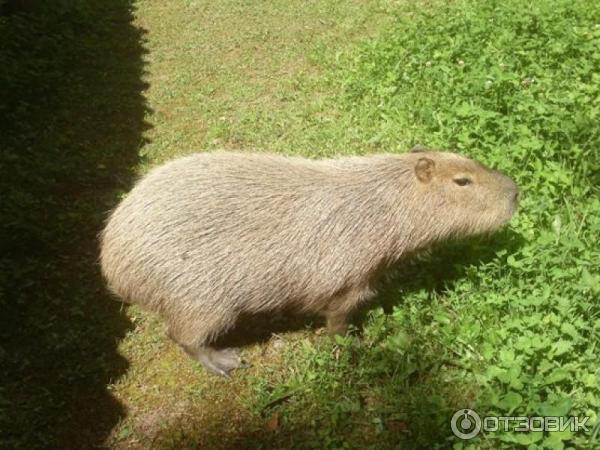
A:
326,313,349,336
324,287,373,336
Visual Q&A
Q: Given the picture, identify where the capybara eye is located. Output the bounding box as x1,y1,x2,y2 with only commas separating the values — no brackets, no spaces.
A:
453,177,472,186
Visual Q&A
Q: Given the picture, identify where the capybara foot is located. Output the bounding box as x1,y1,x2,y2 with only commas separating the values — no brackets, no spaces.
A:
193,346,250,378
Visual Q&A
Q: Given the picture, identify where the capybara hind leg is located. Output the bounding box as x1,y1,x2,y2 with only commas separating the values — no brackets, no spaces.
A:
187,345,250,378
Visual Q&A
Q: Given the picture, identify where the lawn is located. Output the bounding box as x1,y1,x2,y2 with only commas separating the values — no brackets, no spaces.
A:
1,0,598,449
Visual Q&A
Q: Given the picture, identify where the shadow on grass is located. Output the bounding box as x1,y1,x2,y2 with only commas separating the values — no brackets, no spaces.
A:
0,1,150,448
375,227,526,315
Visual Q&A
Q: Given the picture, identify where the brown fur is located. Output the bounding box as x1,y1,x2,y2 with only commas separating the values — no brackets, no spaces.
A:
99,149,518,376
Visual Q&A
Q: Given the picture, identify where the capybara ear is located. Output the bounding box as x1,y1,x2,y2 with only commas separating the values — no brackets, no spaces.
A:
410,144,428,153
415,157,435,183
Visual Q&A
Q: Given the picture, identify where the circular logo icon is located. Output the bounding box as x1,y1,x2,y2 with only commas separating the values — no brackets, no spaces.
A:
451,409,482,440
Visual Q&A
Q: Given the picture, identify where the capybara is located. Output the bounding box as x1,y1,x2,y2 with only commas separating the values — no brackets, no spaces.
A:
100,148,519,377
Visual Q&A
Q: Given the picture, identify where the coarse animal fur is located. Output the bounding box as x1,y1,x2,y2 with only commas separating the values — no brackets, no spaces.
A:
100,148,519,376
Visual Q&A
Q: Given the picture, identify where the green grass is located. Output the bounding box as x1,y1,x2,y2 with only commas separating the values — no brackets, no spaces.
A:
2,0,598,449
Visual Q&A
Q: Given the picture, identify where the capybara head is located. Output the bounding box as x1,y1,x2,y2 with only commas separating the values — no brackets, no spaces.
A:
407,148,519,240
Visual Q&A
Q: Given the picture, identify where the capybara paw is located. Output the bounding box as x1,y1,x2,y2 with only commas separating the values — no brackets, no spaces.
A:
212,347,251,372
195,347,251,378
